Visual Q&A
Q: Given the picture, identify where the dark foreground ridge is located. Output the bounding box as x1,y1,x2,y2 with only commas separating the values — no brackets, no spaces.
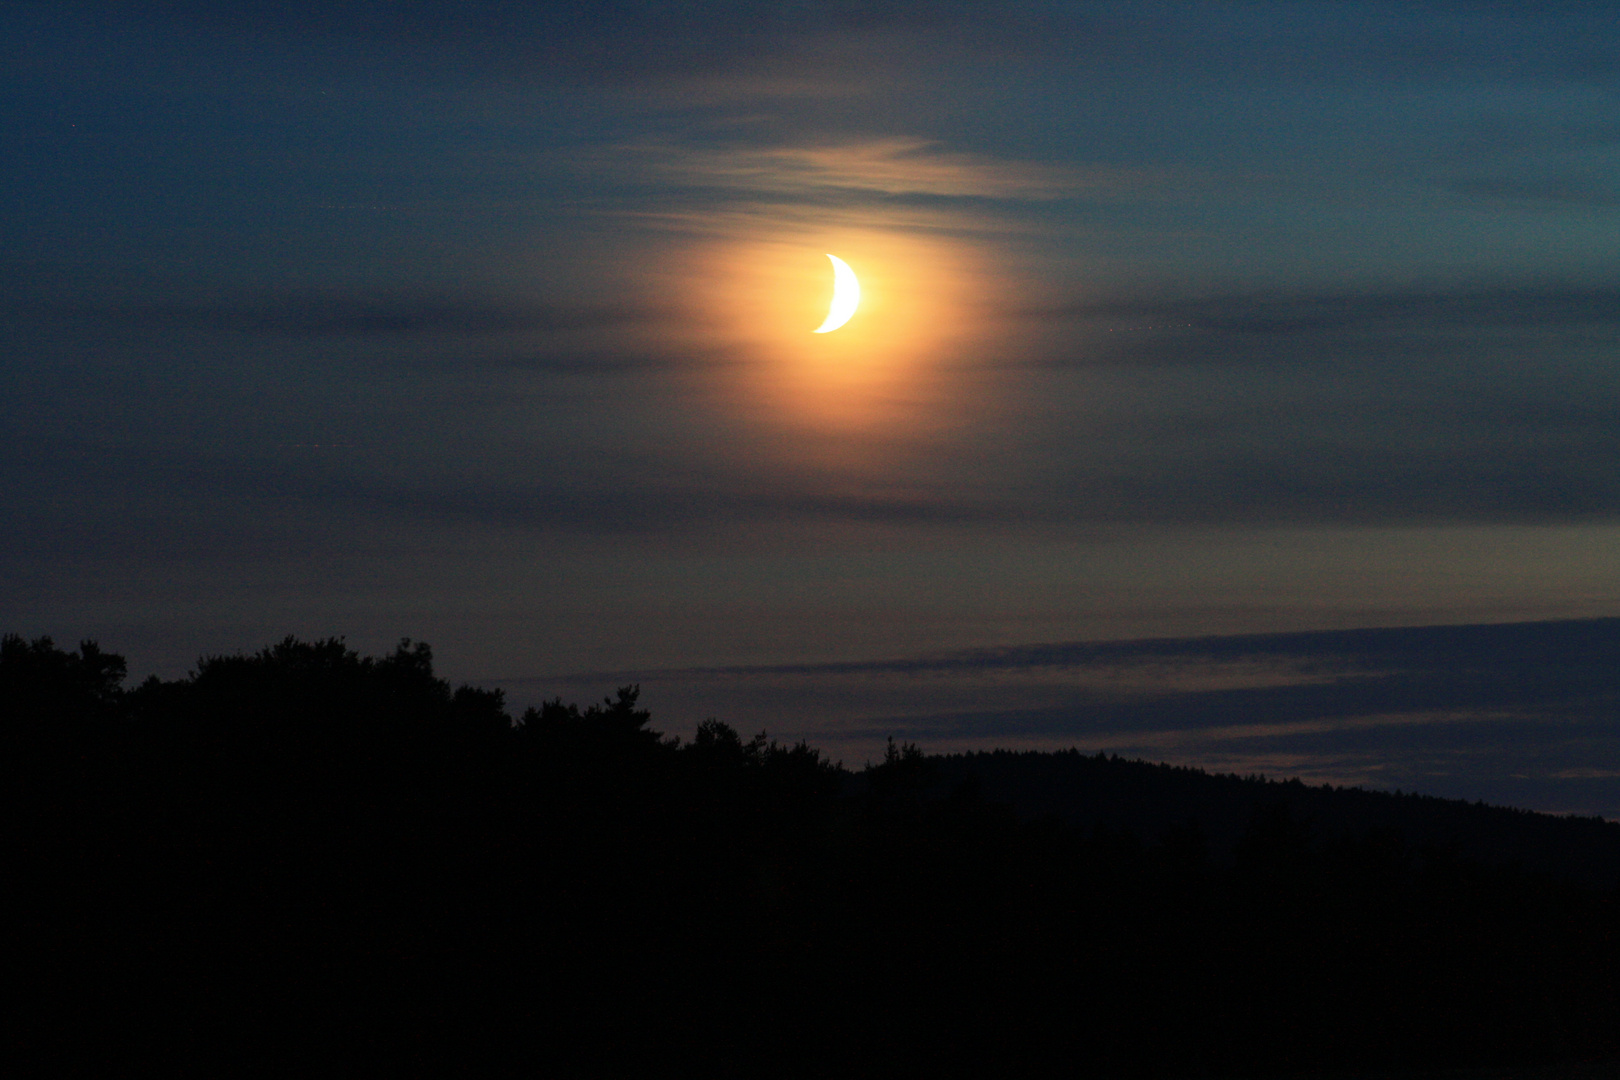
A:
8,634,1619,1076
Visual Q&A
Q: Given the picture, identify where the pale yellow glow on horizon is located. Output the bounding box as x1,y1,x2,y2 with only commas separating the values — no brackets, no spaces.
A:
813,254,861,333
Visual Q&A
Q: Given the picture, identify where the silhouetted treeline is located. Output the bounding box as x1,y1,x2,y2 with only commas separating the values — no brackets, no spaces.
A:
7,634,1619,1077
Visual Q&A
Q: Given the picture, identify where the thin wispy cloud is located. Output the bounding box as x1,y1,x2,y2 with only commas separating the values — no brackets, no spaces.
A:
490,619,1620,816
31,295,661,340
607,137,1146,201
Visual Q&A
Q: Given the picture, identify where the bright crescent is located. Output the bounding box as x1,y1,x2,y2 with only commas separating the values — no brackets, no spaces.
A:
813,254,860,333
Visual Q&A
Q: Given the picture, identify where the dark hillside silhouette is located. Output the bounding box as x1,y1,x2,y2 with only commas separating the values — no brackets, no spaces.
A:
933,750,1620,889
7,633,1619,1076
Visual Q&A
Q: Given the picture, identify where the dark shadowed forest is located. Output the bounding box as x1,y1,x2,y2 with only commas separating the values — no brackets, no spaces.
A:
7,634,1620,1077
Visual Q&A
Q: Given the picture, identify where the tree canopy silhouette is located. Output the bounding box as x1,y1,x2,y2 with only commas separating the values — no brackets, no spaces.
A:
7,633,1619,1076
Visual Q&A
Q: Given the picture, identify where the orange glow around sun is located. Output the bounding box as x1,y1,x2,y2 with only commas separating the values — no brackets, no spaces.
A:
673,225,991,429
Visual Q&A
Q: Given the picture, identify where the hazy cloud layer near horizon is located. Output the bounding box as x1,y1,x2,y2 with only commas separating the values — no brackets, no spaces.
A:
506,618,1620,819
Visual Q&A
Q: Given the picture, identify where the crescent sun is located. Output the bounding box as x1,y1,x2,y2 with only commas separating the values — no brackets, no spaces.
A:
813,254,861,333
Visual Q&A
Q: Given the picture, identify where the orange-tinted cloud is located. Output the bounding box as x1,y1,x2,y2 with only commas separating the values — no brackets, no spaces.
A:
623,136,1143,201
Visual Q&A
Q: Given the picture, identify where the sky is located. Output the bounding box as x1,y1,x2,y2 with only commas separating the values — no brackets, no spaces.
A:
4,2,1620,812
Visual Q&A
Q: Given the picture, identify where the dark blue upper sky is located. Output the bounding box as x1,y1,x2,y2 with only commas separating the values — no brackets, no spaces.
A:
4,1,1619,806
